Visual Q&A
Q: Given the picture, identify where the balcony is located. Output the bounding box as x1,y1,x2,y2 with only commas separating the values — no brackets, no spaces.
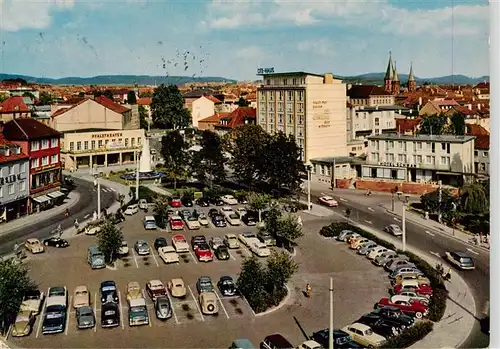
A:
65,145,141,154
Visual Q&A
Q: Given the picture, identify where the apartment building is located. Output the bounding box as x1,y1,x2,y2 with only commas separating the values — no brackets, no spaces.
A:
347,85,395,107
363,134,475,186
257,72,347,162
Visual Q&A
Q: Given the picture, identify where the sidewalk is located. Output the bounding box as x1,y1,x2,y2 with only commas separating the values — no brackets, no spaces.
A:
66,171,130,198
381,202,490,251
298,200,334,218
0,191,80,236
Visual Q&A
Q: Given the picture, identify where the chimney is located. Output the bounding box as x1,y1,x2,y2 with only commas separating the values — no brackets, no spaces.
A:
324,73,334,84
347,84,352,90
478,104,481,111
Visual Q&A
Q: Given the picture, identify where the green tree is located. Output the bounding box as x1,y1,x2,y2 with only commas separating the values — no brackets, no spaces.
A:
450,112,466,135
161,130,188,189
0,94,8,102
420,189,456,213
97,221,124,264
261,132,305,192
192,130,226,187
139,105,149,130
230,125,270,187
418,114,448,135
264,251,298,305
460,183,488,214
22,92,35,100
236,256,269,313
153,196,170,228
0,258,36,334
275,213,304,250
237,97,250,107
247,192,271,223
151,84,191,129
38,91,53,105
261,204,282,233
127,91,137,104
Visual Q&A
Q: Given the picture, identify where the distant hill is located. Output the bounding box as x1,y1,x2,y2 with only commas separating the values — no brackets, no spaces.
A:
0,74,236,86
340,72,489,86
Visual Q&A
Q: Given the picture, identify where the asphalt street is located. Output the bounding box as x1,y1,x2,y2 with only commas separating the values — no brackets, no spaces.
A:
308,188,490,348
0,178,116,256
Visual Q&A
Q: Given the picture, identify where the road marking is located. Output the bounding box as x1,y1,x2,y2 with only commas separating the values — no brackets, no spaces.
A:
393,217,400,222
214,289,230,319
467,248,479,255
94,293,97,332
368,207,375,212
165,290,179,324
364,220,372,224
187,250,198,264
109,188,116,192
118,292,125,329
425,231,435,237
339,198,347,202
36,304,44,338
131,248,139,268
66,295,72,335
429,251,441,258
228,250,236,261
240,244,252,257
5,325,11,340
150,250,160,267
84,214,90,219
187,286,204,322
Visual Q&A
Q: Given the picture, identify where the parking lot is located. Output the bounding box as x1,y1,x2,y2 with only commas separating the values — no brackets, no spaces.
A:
9,204,391,348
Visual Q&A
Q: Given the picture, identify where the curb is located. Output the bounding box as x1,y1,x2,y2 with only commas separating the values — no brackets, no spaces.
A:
254,284,292,317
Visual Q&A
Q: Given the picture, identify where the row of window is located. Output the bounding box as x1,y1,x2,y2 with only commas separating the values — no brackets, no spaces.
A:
264,78,306,87
31,138,59,152
474,150,489,157
0,162,27,177
264,101,305,113
370,152,451,166
0,181,26,197
31,154,59,169
370,140,452,154
259,90,305,102
69,137,142,152
354,120,393,130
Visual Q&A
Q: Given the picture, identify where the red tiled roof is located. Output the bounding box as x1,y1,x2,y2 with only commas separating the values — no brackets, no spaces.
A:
199,112,230,123
0,135,29,164
450,105,476,116
0,96,30,113
205,95,222,104
2,118,61,141
245,92,256,101
51,98,89,118
137,97,151,106
474,135,489,150
466,124,489,136
216,107,256,129
94,96,130,114
396,118,422,133
347,85,392,98
474,82,489,89
432,99,459,107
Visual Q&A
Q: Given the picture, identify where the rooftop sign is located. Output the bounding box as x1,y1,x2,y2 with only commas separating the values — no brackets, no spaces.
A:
257,68,275,75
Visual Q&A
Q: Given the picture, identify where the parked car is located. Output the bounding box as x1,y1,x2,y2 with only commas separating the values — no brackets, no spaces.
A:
214,245,230,260
242,212,257,226
298,340,322,349
169,215,185,230
76,305,95,330
195,243,214,262
212,215,227,227
336,230,355,242
24,238,45,254
100,281,118,303
238,232,258,246
199,291,218,315
357,242,378,255
367,247,392,260
146,280,167,301
391,294,429,306
195,198,210,207
310,329,363,348
128,297,149,326
373,251,398,267
185,215,201,230
208,208,219,218
134,240,150,255
168,278,186,298
221,206,234,213
126,281,142,303
225,212,242,226
389,266,422,280
172,234,189,253
224,234,240,249
394,291,430,303
217,276,237,296
181,195,193,207
85,225,102,235
20,290,44,315
124,204,139,215
158,246,179,264
261,334,294,349
154,296,172,320
350,238,370,250
393,280,433,296
384,259,414,272
198,213,209,226
376,298,428,319
196,276,214,293
445,251,475,270
47,286,67,307
393,274,430,286
341,323,386,348
11,311,35,337
73,286,90,308
42,304,66,335
191,235,207,250
367,306,415,328
258,231,276,246
236,207,247,217
221,194,238,205
180,209,191,219
383,225,403,236
250,241,271,257
318,196,339,207
208,196,224,206
43,237,69,248
209,236,225,250
118,241,129,256
138,199,148,210
169,197,182,207
101,302,120,328
154,237,168,250
346,233,361,244
143,216,157,230
356,314,404,338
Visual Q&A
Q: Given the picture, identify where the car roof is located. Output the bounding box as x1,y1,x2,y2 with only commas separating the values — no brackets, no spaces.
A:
232,339,254,349
127,281,140,288
102,302,118,309
101,281,116,287
74,285,88,292
199,276,211,281
144,216,155,220
220,276,233,281
226,234,237,238
173,235,186,240
453,251,471,258
349,323,371,331
265,334,293,347
160,246,175,252
170,215,182,220
171,278,184,284
155,237,167,242
129,298,146,307
149,280,164,287
27,238,39,243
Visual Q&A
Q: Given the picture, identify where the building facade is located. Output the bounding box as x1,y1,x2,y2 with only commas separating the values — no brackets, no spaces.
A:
257,72,347,162
61,129,145,170
0,96,31,123
474,135,489,177
191,96,217,128
362,134,475,186
347,85,395,107
0,139,29,222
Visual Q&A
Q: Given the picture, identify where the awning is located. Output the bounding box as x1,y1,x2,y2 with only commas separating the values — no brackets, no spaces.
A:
32,195,51,204
48,191,65,199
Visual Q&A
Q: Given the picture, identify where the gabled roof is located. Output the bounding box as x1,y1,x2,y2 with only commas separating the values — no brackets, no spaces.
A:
474,82,489,89
347,85,392,98
137,97,151,106
199,112,230,123
216,107,256,129
474,135,489,150
205,95,222,104
395,118,422,133
2,118,61,141
245,92,256,101
183,88,216,98
51,98,89,118
94,96,130,114
466,124,489,136
0,96,30,113
0,136,29,164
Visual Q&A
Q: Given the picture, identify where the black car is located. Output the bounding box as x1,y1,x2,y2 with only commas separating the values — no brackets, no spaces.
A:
237,195,248,204
214,245,230,260
368,306,414,328
217,276,237,296
43,237,69,248
191,235,207,250
195,198,210,207
208,196,224,206
100,281,119,303
242,212,257,226
154,237,168,250
42,305,67,335
101,302,120,328
356,314,404,338
181,196,193,207
208,208,219,218
212,215,227,227
311,329,364,348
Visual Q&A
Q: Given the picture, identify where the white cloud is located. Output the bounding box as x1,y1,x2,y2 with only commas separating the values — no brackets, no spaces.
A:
236,46,265,59
297,39,335,56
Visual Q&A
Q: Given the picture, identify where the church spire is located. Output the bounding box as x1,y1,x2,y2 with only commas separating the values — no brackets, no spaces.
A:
408,62,416,92
384,51,394,80
392,61,399,82
408,62,415,82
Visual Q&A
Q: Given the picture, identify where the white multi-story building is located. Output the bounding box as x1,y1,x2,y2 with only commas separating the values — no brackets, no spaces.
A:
257,72,347,162
362,134,475,186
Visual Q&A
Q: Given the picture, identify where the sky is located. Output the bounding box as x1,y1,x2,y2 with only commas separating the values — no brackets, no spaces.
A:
0,0,490,81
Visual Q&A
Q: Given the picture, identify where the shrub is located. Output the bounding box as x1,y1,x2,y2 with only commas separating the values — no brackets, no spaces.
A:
383,321,434,348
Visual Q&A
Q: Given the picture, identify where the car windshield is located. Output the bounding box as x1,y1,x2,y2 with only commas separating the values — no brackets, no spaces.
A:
188,216,198,221
76,290,88,296
337,336,350,345
131,306,147,313
222,279,233,285
102,286,116,292
49,287,65,296
460,258,474,266
104,310,116,316
46,311,63,319
80,309,92,317
229,214,238,219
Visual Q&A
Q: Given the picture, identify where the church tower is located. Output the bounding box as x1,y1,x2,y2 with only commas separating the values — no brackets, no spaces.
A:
408,62,416,92
392,61,400,95
384,52,394,93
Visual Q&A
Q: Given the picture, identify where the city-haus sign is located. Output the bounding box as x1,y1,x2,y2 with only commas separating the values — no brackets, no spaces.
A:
92,132,123,139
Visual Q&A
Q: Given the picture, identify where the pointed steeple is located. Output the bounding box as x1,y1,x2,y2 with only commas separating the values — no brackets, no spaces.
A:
392,61,399,82
384,51,394,80
408,62,415,82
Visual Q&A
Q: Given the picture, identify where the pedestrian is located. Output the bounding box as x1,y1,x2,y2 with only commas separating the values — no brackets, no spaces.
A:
305,283,312,298
475,234,480,246
480,231,484,243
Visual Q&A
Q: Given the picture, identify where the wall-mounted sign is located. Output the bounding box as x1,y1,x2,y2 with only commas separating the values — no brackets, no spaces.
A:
0,173,25,187
91,132,123,139
33,163,57,173
257,68,275,74
312,100,331,129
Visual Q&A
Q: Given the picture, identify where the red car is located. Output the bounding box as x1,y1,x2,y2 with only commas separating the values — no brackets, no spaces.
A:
169,215,184,230
194,243,214,262
393,281,433,297
169,197,182,208
377,297,428,319
318,196,339,207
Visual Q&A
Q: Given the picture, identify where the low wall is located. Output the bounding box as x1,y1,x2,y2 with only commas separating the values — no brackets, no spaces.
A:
354,180,459,196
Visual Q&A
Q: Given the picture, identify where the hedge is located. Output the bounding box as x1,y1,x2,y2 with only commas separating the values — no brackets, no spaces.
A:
383,321,434,348
319,222,396,251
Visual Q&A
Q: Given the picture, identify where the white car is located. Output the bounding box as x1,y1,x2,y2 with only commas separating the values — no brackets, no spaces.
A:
250,241,271,257
367,247,392,260
298,340,322,349
384,224,403,236
238,232,258,246
185,216,201,230
198,214,209,226
391,294,429,305
318,196,339,207
236,207,247,217
118,241,129,256
224,234,240,249
138,199,148,210
46,286,68,307
158,246,180,264
172,234,189,253
221,206,234,213
85,226,101,236
225,212,241,226
124,204,139,215
221,195,238,205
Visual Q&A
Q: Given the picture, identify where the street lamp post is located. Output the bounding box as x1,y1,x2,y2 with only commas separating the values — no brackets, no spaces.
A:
402,200,406,252
305,163,312,211
135,151,141,201
329,277,334,349
93,167,102,220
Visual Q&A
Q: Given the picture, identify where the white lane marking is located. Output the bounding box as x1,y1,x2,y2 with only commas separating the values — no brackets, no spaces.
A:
467,248,479,255
368,207,375,212
65,295,72,335
165,290,179,324
228,250,236,261
84,214,90,219
5,325,11,340
393,217,400,222
150,250,160,267
429,251,441,258
36,303,45,338
187,250,198,264
109,188,116,192
118,292,125,329
131,248,139,268
339,198,347,202
94,293,97,332
425,231,435,237
240,244,252,257
214,289,230,319
364,220,372,224
187,286,204,322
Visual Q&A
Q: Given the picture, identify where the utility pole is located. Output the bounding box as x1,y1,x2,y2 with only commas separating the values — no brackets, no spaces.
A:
438,180,442,223
307,166,311,211
402,200,406,252
93,165,102,220
135,151,140,200
329,277,334,349
391,191,395,212
331,159,336,189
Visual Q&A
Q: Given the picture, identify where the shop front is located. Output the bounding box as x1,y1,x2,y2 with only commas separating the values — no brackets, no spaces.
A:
30,165,62,213
0,196,28,223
